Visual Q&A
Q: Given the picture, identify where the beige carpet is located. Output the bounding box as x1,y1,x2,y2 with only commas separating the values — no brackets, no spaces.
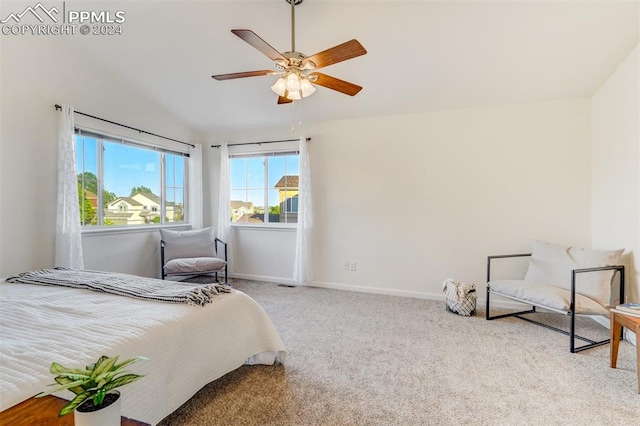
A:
159,279,640,425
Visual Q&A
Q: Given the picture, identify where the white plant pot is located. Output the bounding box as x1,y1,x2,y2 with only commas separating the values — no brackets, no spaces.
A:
74,390,121,426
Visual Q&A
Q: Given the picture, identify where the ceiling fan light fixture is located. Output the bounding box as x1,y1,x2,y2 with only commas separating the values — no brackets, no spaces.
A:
300,77,316,97
212,0,367,104
271,77,287,97
286,89,302,101
285,73,301,93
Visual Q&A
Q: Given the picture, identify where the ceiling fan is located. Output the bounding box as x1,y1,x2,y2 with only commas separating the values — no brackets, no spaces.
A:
211,0,367,104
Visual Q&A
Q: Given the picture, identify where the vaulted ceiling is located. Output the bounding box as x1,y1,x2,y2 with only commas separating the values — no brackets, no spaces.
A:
64,0,639,132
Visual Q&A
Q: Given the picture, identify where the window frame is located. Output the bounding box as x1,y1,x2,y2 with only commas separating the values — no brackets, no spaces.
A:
75,127,189,232
229,150,300,228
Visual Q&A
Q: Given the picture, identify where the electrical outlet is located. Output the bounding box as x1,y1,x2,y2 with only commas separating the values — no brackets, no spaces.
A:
350,262,357,272
343,261,350,271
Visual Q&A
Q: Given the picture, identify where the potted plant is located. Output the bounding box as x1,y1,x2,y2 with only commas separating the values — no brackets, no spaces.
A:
36,355,145,426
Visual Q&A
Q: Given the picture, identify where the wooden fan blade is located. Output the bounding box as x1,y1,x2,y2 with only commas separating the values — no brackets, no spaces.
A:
277,96,293,105
212,70,272,81
310,72,363,96
231,29,289,64
303,39,367,70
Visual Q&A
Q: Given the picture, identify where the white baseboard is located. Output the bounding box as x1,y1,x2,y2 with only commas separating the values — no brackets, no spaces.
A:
592,316,637,346
312,280,544,311
230,274,638,347
231,274,523,310
229,272,299,286
311,280,445,301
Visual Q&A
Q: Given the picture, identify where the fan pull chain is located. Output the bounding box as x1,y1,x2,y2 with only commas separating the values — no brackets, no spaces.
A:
299,98,303,128
291,98,303,133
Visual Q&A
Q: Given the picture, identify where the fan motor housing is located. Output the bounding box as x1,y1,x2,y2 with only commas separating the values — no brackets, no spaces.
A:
282,51,315,69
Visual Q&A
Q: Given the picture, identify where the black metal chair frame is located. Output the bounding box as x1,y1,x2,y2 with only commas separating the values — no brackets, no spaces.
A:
160,237,228,284
485,253,625,353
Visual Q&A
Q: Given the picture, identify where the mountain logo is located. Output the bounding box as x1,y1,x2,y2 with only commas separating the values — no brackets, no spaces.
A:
1,2,60,24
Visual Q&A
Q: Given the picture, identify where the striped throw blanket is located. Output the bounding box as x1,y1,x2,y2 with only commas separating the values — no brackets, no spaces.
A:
7,268,232,306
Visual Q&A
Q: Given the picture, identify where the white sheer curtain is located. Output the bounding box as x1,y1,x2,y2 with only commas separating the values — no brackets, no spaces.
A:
188,144,203,229
217,142,234,271
294,137,313,284
55,104,84,269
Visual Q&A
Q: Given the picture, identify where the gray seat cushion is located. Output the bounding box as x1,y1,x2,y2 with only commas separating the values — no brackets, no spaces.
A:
488,280,609,316
164,257,226,275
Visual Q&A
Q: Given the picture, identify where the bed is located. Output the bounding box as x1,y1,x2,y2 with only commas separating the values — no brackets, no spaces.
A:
0,276,286,425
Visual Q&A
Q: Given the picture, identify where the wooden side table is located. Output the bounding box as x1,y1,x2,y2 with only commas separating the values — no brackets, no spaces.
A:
0,395,149,425
610,311,640,393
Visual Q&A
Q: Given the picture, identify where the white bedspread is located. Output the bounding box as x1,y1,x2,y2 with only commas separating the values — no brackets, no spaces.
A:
0,279,286,425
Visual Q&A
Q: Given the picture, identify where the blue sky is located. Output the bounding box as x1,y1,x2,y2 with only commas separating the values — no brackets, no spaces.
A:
76,136,184,202
77,135,296,208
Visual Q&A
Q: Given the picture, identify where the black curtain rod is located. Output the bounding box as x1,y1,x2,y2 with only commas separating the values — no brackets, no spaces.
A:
54,104,195,148
211,137,310,148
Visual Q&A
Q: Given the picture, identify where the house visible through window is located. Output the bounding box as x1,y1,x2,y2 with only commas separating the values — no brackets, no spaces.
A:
230,152,299,224
76,129,187,227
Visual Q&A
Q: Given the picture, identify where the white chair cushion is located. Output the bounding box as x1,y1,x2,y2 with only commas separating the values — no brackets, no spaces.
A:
160,227,217,263
164,257,226,275
523,240,623,307
489,280,609,316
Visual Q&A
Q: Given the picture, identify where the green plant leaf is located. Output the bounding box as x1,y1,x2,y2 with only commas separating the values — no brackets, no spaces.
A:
94,369,122,384
113,356,148,371
59,391,91,416
93,388,106,406
35,379,86,397
54,372,92,380
50,362,91,377
54,377,85,395
102,374,144,392
90,355,118,381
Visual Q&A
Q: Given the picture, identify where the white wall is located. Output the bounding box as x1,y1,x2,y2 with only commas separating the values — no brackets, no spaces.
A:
0,35,197,277
3,37,623,301
209,99,593,298
591,45,640,303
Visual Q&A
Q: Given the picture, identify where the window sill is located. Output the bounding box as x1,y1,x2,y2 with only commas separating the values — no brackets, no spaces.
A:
230,223,296,231
81,223,190,237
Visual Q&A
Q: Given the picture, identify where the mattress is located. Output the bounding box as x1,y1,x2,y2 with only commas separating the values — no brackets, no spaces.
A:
0,278,286,425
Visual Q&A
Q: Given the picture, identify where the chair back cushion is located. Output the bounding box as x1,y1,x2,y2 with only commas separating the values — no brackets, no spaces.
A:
523,240,623,307
160,227,217,263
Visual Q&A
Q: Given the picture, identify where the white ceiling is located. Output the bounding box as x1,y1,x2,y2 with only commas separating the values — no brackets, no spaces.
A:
63,0,639,133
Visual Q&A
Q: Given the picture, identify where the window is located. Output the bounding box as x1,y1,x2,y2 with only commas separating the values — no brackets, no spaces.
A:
284,195,298,213
230,152,299,224
75,129,187,227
